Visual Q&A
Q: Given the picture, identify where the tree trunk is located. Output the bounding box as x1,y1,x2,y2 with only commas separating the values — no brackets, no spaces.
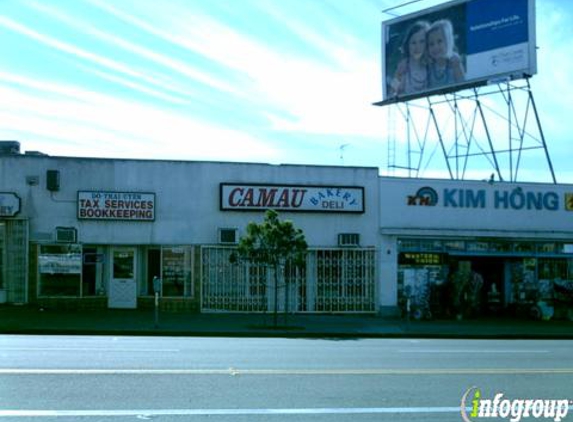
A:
273,264,279,328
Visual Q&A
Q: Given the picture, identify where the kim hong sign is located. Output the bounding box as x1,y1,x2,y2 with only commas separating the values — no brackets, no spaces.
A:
77,191,155,221
220,184,365,213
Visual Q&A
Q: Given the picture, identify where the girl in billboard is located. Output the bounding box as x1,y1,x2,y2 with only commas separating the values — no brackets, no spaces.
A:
389,20,430,97
427,19,465,89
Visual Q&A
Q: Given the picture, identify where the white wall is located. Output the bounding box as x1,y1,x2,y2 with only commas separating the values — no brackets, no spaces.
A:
0,156,380,248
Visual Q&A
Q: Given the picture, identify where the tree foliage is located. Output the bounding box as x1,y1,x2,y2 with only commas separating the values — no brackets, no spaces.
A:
230,209,308,326
231,209,307,268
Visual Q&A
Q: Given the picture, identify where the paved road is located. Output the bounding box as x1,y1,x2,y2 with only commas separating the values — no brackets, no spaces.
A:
1,336,572,421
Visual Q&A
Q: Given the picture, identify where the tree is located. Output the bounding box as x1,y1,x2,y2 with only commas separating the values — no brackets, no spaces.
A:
230,209,308,327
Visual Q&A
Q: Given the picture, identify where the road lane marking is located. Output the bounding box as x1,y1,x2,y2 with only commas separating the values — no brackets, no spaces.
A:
4,405,573,418
1,347,180,353
0,407,469,417
399,349,550,353
1,368,573,375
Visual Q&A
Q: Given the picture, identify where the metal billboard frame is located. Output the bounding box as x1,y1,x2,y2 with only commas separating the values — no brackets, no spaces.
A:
376,0,555,184
379,78,556,184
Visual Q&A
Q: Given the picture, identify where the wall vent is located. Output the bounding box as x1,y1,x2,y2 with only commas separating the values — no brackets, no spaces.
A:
55,227,77,243
218,228,238,245
338,233,360,247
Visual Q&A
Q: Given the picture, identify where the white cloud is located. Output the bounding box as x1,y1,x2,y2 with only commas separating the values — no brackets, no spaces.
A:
87,0,385,139
0,16,182,97
0,75,280,162
27,1,242,99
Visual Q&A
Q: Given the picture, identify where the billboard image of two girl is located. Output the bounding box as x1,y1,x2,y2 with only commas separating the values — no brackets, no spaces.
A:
382,0,535,103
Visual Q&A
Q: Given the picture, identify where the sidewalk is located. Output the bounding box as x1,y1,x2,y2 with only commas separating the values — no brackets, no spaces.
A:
0,305,572,339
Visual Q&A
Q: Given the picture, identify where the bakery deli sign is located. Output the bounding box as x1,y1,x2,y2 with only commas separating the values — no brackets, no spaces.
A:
220,184,364,213
78,191,155,221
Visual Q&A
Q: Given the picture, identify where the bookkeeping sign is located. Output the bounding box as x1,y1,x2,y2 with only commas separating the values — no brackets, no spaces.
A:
77,191,155,221
380,0,535,104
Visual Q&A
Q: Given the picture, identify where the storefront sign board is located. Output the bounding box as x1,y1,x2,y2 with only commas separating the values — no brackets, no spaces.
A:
77,191,155,221
220,184,364,213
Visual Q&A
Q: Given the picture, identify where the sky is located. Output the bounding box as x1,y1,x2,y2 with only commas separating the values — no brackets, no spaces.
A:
1,0,572,183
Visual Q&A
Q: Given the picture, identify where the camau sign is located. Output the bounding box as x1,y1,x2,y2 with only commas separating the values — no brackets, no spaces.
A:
220,184,364,213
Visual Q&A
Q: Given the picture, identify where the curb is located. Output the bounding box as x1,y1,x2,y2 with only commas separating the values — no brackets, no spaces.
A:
2,327,572,340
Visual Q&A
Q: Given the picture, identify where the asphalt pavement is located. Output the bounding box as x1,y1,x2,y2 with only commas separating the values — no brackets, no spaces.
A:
1,305,572,338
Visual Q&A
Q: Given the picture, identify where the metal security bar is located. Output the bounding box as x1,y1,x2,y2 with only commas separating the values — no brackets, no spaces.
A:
201,247,268,312
201,246,376,313
310,249,376,313
4,219,28,303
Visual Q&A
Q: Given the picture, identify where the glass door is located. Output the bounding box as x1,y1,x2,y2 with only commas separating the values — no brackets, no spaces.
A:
108,248,137,309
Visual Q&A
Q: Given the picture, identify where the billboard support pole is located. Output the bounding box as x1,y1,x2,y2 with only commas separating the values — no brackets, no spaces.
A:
427,98,454,179
527,81,557,184
473,89,503,181
383,80,555,183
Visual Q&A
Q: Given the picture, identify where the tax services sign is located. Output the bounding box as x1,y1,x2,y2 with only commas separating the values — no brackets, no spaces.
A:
220,184,365,213
77,191,155,221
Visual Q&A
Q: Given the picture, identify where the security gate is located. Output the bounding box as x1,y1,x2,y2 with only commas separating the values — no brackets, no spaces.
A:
1,219,28,303
201,246,376,313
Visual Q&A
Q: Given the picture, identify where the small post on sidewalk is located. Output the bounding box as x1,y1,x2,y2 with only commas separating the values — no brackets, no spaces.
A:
153,276,162,328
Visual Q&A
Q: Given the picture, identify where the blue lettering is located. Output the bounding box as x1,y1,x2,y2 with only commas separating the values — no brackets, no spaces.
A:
495,191,509,209
509,188,525,210
526,192,542,210
543,192,559,211
466,190,486,208
444,189,458,207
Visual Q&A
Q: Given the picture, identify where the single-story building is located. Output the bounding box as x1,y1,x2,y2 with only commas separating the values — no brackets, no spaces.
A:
1,141,571,318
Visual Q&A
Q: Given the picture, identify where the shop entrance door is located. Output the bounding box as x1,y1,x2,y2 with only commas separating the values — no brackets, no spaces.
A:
108,248,137,309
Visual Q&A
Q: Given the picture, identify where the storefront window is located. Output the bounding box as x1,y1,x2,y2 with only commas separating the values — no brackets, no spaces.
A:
514,242,535,253
162,247,188,296
538,258,567,280
146,246,193,297
466,241,489,253
0,222,4,291
537,243,557,254
443,240,465,252
489,241,512,253
38,244,82,296
82,247,104,296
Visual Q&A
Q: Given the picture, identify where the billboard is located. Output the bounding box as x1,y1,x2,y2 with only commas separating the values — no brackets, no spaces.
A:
380,0,536,104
